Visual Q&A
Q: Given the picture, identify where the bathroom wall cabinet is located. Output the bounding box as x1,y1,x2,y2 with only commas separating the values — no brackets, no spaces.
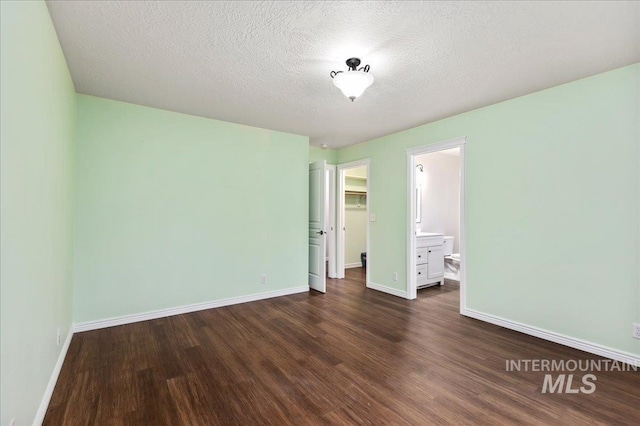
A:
416,234,445,288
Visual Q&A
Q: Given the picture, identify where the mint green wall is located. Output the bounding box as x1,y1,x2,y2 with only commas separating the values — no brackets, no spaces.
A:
309,145,338,164
0,1,76,424
338,64,640,356
73,95,309,323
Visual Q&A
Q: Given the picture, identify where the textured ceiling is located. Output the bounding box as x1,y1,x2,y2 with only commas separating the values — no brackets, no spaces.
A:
46,1,639,148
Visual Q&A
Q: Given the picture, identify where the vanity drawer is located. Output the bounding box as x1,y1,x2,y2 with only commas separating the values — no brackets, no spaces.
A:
416,247,428,265
416,235,444,248
416,264,428,285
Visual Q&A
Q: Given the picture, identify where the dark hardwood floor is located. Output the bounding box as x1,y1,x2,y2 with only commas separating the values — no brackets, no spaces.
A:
45,268,640,425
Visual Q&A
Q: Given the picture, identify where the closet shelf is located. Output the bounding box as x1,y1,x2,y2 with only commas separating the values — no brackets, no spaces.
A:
345,190,367,196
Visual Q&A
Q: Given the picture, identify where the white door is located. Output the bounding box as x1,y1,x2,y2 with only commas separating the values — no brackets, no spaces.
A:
309,161,327,293
427,245,444,279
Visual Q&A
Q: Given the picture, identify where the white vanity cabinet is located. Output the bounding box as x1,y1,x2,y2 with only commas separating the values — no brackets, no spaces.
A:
416,234,445,288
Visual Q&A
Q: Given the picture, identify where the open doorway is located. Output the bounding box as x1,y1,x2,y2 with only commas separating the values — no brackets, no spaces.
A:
325,164,337,278
407,138,466,311
337,160,370,282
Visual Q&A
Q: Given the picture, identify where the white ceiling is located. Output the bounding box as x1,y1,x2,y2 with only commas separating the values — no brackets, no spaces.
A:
46,1,639,149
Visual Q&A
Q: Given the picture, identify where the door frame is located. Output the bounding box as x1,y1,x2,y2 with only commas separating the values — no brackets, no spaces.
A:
326,164,338,278
337,159,371,282
406,137,467,312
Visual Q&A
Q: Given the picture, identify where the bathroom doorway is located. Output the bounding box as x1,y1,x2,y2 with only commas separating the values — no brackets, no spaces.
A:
337,160,370,282
325,164,337,278
407,138,466,311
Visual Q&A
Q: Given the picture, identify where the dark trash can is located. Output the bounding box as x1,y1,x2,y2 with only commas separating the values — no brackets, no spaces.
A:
361,252,367,268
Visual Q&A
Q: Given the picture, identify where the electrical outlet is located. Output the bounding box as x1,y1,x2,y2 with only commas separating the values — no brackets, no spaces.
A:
369,213,377,222
393,272,398,281
633,323,640,339
261,274,267,285
56,328,61,346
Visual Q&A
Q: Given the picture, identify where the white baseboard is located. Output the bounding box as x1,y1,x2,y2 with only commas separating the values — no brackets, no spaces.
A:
73,285,309,333
366,282,409,299
461,308,640,367
345,262,364,269
34,327,74,425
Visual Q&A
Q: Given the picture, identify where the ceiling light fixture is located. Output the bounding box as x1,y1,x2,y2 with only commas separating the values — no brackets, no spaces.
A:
330,57,374,102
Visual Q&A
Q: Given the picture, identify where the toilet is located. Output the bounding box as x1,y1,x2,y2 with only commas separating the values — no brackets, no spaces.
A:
442,236,454,256
443,236,460,281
